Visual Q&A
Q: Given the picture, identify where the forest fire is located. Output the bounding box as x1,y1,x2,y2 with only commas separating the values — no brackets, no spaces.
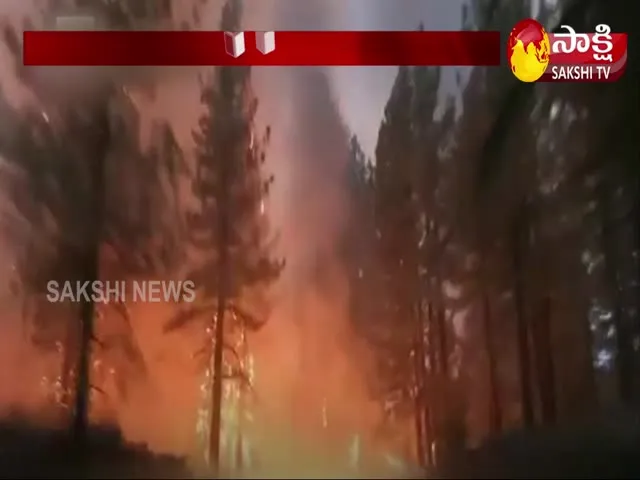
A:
0,0,639,478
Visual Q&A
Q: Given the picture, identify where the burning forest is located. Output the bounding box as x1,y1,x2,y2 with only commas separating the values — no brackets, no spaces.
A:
0,0,639,478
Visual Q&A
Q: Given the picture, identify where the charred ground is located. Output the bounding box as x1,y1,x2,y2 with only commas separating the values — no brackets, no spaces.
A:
0,417,189,479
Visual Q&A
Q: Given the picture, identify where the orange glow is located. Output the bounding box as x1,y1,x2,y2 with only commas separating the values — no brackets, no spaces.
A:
0,3,414,476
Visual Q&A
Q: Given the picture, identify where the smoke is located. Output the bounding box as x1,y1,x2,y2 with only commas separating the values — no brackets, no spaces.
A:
120,2,387,471
0,0,395,475
129,1,387,472
250,65,381,472
0,0,40,419
239,1,390,473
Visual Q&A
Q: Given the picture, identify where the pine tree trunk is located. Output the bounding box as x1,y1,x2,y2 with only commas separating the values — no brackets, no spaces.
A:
210,152,230,472
413,302,427,467
60,319,78,416
434,301,449,465
235,389,244,473
423,392,435,467
511,206,534,427
481,290,501,433
532,295,556,424
72,103,109,448
436,308,448,376
235,328,248,473
235,433,243,472
426,299,440,463
424,302,437,466
599,182,634,404
636,180,640,357
73,286,95,449
209,287,227,471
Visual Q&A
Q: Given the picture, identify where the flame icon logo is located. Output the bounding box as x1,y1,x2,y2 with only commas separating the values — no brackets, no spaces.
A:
507,19,550,82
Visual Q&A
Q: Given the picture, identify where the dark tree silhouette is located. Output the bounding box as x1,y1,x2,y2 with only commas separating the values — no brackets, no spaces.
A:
0,0,185,446
163,0,283,471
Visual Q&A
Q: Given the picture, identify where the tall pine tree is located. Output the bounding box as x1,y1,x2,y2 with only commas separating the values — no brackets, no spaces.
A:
163,0,283,472
1,0,185,445
372,66,423,460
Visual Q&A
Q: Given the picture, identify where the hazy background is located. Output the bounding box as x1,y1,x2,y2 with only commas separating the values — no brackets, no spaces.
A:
169,0,466,156
0,0,466,475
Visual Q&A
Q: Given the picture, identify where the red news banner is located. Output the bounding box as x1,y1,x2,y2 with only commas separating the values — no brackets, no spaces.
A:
22,30,501,66
22,26,627,80
544,24,627,82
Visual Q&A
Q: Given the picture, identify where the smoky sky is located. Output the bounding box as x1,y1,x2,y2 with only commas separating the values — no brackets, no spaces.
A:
239,0,465,156
0,0,464,463
1,0,467,156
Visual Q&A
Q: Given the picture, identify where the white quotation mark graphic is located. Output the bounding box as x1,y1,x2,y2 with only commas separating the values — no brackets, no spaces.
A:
255,31,275,55
224,32,245,58
224,31,276,58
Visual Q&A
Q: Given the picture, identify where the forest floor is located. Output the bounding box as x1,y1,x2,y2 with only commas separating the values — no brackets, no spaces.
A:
0,417,191,479
4,410,640,479
435,411,640,479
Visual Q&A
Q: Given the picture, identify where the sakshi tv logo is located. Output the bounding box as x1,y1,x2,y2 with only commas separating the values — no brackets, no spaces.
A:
507,19,627,83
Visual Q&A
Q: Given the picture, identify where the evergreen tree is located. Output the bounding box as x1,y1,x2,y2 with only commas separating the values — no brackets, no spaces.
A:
163,0,283,471
371,65,423,458
1,0,185,444
344,135,379,342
